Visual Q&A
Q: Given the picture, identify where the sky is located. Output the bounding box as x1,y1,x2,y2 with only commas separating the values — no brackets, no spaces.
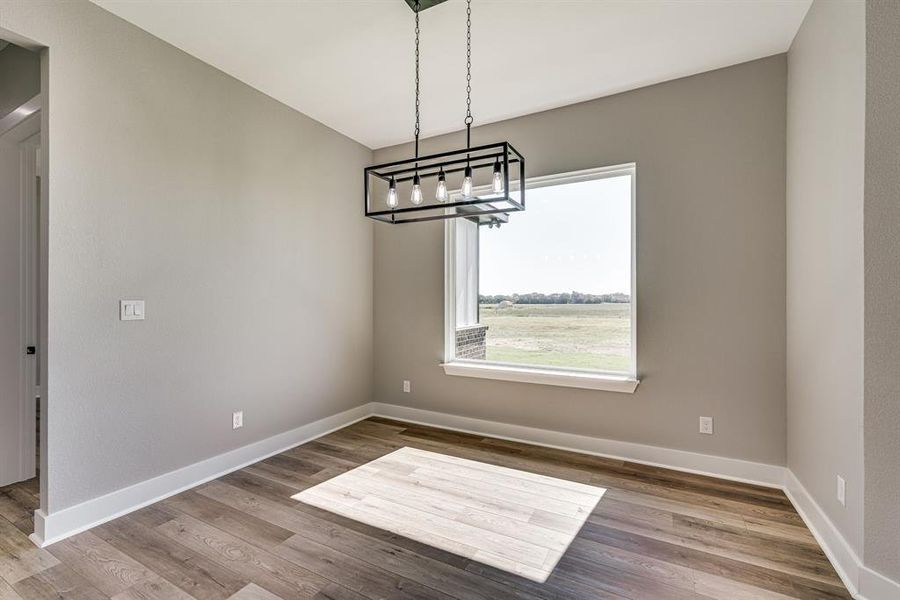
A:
479,175,632,296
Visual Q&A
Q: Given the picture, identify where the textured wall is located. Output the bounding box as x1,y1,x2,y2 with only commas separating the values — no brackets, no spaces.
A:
373,56,787,465
864,0,900,583
785,0,865,557
0,0,374,512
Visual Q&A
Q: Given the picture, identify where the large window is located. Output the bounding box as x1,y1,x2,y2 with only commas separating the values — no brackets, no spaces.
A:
444,165,636,391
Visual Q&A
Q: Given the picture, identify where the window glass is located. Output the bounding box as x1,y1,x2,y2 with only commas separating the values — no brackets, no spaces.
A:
454,170,634,376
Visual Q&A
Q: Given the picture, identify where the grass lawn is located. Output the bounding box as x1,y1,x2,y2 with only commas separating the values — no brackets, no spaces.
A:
478,303,632,372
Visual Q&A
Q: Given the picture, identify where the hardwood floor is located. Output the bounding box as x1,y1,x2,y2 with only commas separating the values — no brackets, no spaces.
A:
0,418,851,599
294,446,608,582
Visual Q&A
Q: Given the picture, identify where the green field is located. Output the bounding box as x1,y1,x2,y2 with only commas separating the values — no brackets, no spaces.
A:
478,303,632,372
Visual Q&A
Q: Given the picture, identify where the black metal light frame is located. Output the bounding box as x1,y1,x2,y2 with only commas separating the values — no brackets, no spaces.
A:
365,142,525,225
365,0,524,225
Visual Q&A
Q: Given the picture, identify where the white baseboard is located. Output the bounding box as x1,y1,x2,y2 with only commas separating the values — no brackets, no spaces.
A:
783,470,863,596
370,402,785,488
30,404,372,548
372,403,900,600
859,567,900,600
860,566,900,600
784,471,900,600
29,399,899,600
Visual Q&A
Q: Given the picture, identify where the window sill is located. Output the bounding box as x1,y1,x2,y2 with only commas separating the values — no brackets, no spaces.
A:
441,361,640,393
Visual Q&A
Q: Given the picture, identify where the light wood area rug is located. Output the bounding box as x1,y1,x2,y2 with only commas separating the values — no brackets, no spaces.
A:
293,446,607,582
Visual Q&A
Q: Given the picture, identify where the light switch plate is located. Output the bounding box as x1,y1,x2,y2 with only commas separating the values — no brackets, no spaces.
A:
120,300,145,321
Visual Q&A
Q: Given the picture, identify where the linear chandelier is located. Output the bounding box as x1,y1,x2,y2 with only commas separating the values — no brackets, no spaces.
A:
364,0,525,226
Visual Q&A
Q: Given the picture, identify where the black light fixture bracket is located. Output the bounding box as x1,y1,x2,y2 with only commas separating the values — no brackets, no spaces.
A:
403,0,449,12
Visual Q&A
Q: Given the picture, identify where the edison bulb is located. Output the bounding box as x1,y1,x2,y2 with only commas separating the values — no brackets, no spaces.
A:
492,169,503,193
491,160,503,193
386,178,398,209
461,166,474,197
436,171,448,202
411,173,423,205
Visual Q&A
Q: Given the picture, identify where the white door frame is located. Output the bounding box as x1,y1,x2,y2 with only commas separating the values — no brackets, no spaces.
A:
19,128,40,482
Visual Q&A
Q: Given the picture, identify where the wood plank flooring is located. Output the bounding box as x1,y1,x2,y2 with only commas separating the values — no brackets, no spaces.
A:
0,418,852,599
294,446,607,582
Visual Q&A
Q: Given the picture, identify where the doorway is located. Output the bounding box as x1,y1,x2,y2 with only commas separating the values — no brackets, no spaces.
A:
0,36,43,536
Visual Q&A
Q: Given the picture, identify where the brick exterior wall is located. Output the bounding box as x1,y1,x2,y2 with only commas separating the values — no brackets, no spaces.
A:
455,324,489,360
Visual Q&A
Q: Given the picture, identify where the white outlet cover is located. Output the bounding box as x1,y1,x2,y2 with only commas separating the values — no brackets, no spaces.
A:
403,380,411,393
837,475,846,506
699,416,714,435
232,411,243,429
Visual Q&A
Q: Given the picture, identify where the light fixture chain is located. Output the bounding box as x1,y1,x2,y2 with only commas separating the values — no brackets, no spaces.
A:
414,0,420,158
365,0,525,224
465,0,473,148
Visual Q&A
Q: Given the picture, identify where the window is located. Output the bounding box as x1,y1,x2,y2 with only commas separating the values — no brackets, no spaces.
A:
443,165,637,392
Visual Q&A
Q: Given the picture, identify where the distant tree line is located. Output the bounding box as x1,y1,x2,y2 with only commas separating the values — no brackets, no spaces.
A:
479,292,631,305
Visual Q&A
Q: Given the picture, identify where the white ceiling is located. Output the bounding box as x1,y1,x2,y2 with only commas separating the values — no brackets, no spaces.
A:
93,0,811,149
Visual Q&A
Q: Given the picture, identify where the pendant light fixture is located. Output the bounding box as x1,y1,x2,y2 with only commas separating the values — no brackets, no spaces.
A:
364,0,525,225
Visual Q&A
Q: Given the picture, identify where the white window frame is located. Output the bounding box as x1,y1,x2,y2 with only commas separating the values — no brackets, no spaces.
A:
442,164,639,393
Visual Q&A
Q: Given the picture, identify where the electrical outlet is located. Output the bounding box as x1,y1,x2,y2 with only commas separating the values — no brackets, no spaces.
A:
699,416,713,435
402,380,411,393
837,475,846,506
232,411,243,430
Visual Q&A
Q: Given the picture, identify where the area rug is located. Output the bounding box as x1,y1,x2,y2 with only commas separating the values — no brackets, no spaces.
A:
292,446,606,582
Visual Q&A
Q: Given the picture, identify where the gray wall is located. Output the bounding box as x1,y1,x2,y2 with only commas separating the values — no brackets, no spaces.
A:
864,0,900,583
785,0,866,556
373,56,787,465
0,0,374,513
0,41,39,119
